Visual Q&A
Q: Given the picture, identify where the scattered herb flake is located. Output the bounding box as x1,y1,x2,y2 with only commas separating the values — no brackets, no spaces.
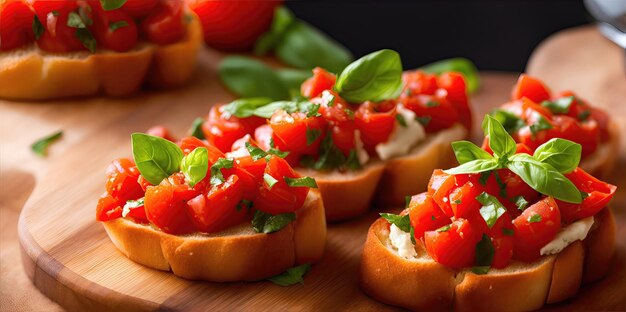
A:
395,113,407,127
268,263,311,286
380,213,411,233
284,176,318,188
264,173,278,189
31,131,63,157
529,214,542,223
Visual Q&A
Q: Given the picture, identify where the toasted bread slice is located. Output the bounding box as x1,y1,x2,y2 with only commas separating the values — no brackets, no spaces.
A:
103,190,326,282
297,124,468,222
579,120,620,178
360,208,615,311
0,14,202,100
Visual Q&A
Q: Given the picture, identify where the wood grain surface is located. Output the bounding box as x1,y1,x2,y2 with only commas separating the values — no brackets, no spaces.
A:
1,25,624,311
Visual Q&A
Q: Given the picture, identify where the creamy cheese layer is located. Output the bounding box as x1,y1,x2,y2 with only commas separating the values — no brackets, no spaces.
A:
375,104,426,161
389,224,417,260
540,216,594,256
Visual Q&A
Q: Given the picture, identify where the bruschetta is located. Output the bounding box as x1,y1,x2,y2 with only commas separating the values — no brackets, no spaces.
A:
200,49,473,221
360,115,617,311
0,0,202,100
487,74,619,178
96,134,326,282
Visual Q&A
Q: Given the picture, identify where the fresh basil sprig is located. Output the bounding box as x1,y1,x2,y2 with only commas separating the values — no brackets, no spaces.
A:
222,97,274,119
132,133,183,185
451,141,493,165
180,147,208,187
268,263,311,286
219,56,290,100
252,210,296,234
491,109,526,133
66,10,96,53
444,115,583,204
472,234,495,275
334,49,403,103
99,0,127,10
421,57,480,94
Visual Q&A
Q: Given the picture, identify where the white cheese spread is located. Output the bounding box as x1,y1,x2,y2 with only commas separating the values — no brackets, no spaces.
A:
540,216,594,256
375,104,426,161
389,224,417,260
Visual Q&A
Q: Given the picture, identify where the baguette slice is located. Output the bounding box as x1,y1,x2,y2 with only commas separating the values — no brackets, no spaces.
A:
0,13,202,100
297,124,468,222
579,120,620,178
360,207,615,311
103,189,326,282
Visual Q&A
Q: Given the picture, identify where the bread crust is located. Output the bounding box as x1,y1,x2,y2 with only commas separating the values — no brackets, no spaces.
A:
0,14,202,100
579,120,620,178
102,190,326,282
360,208,615,311
297,124,468,222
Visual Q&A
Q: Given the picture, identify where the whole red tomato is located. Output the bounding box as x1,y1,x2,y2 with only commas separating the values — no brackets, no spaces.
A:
186,0,281,51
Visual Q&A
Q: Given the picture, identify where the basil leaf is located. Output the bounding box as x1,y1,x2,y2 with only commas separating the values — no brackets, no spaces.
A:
306,103,321,117
252,210,296,234
210,158,234,186
264,173,278,189
254,6,296,55
513,196,529,211
75,28,96,53
472,234,494,275
335,49,403,103
268,263,311,286
420,57,480,94
67,12,87,28
529,214,542,223
31,130,63,157
189,117,205,140
443,158,499,175
395,113,407,127
482,115,516,158
405,196,412,208
222,97,274,119
124,198,144,209
109,20,129,32
284,176,318,188
246,142,268,161
300,132,347,170
533,138,581,174
306,128,321,145
346,149,362,170
507,153,582,203
415,115,432,127
451,140,494,164
380,213,411,233
252,100,317,119
131,133,183,185
502,228,515,236
218,56,289,100
578,110,591,121
475,192,507,228
529,114,553,136
479,171,491,185
491,109,526,133
276,69,312,97
541,96,573,114
32,15,44,40
437,224,451,232
275,20,353,73
236,199,253,212
268,148,289,159
181,147,208,188
99,0,127,10
425,100,439,107
66,10,96,52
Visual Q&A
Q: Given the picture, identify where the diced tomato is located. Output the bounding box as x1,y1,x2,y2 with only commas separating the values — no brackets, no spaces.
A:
330,121,356,156
301,67,336,98
497,169,539,212
105,158,144,203
354,101,396,153
402,70,438,95
186,174,247,233
146,125,174,141
120,0,159,19
269,110,326,156
144,175,197,235
0,1,33,51
141,1,185,45
91,8,138,52
424,219,480,269
254,155,309,215
177,137,225,164
203,105,264,152
96,194,123,221
556,167,617,223
408,193,449,240
33,2,87,53
437,72,472,130
590,107,610,141
449,181,482,219
401,93,458,132
512,197,561,262
188,0,280,51
428,170,457,216
489,213,514,269
511,74,551,103
223,156,266,200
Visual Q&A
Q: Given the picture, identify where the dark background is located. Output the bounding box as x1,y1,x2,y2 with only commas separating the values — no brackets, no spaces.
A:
287,1,590,72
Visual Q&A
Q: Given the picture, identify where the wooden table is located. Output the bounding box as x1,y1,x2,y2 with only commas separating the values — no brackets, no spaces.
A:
1,25,624,311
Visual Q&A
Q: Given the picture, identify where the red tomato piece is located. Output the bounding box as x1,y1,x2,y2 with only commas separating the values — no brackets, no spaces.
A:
301,67,336,98
141,2,185,45
402,70,438,95
401,93,458,132
96,194,123,221
202,105,265,153
330,121,356,156
105,158,144,203
146,125,174,141
512,197,561,262
121,0,159,19
254,155,309,215
144,173,197,234
437,72,472,130
408,193,450,240
91,8,138,52
424,219,480,269
269,111,326,156
186,174,246,233
33,1,86,52
556,167,617,223
187,0,280,51
511,74,551,103
0,1,33,51
428,170,457,217
489,213,514,269
449,181,482,219
354,101,396,153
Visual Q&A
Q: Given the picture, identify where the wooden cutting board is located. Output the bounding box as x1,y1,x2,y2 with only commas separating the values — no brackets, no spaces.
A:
11,27,626,311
